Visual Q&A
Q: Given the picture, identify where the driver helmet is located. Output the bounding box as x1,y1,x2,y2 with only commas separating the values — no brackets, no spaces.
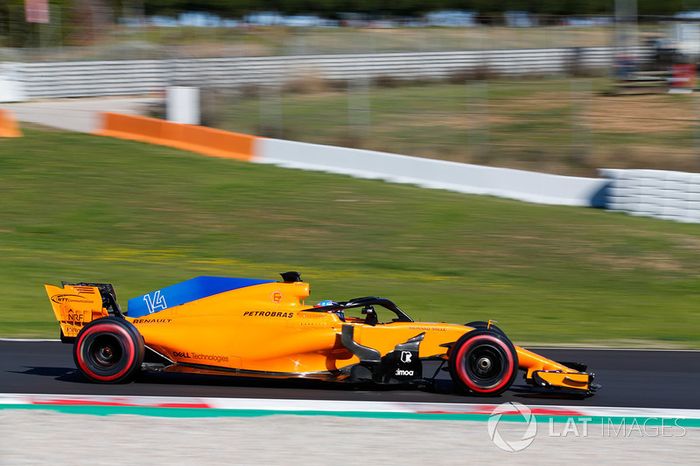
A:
315,300,344,320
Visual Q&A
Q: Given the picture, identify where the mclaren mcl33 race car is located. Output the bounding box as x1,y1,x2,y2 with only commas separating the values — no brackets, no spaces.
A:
45,272,598,397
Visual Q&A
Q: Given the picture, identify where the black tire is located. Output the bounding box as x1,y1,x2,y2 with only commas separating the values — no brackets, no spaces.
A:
449,329,518,396
73,317,144,384
465,320,506,337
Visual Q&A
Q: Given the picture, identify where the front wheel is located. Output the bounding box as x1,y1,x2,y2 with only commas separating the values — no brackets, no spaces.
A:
448,329,518,396
73,317,144,383
464,320,505,337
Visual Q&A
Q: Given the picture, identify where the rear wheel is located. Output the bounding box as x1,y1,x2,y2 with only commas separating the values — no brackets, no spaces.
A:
73,317,144,383
449,329,518,396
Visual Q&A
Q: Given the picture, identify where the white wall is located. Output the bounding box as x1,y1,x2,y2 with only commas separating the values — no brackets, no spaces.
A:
258,138,608,207
601,169,700,223
0,63,26,103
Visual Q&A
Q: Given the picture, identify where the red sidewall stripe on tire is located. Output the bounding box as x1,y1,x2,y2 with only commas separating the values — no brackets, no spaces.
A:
455,335,515,394
76,323,136,382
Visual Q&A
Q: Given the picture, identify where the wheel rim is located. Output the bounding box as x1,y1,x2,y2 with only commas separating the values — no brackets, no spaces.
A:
464,343,506,387
88,334,124,369
76,323,136,382
454,334,515,393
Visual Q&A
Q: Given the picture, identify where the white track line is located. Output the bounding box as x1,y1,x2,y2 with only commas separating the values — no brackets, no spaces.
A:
0,338,60,342
527,346,700,352
2,393,700,420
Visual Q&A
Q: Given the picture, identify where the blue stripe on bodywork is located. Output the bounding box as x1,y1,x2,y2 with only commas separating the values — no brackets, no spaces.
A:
127,276,273,317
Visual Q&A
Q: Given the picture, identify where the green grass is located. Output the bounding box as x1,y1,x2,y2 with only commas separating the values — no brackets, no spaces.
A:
3,25,616,59
117,25,614,53
1,128,700,346
210,79,700,176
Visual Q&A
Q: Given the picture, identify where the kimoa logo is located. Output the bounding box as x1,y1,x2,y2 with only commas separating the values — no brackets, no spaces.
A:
488,402,537,452
394,368,414,376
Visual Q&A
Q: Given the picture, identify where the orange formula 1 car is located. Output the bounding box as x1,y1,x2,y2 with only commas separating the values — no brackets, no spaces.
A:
45,272,598,396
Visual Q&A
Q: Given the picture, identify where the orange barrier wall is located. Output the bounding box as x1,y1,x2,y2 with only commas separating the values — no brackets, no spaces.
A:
96,113,256,161
0,109,22,138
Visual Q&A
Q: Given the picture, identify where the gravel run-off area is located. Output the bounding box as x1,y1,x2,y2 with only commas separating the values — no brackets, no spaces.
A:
0,410,697,465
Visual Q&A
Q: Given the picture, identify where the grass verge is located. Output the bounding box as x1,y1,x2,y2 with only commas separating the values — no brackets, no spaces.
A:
212,79,700,176
0,128,699,346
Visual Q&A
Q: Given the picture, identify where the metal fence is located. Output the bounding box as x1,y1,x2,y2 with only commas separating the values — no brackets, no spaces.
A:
6,32,699,180
11,45,649,99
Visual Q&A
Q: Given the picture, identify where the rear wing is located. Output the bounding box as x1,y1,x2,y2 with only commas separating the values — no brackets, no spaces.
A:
44,282,122,342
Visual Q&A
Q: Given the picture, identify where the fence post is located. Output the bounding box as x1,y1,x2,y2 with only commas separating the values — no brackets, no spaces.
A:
259,83,283,138
468,80,490,163
347,75,371,146
570,78,592,166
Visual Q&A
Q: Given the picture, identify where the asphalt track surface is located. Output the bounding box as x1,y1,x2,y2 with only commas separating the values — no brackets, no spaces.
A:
2,341,699,409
